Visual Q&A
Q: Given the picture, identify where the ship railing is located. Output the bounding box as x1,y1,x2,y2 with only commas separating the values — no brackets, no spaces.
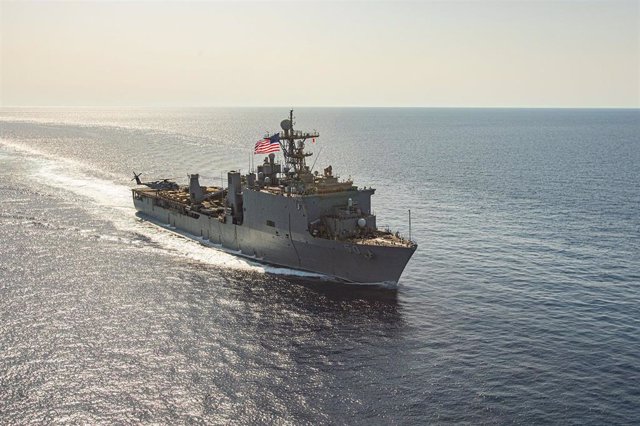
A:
265,130,319,139
378,226,417,247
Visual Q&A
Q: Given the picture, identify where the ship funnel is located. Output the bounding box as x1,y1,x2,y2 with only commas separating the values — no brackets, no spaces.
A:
189,174,204,204
227,171,243,224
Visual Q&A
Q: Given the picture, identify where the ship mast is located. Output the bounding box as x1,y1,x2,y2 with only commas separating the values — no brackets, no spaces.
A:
279,109,318,178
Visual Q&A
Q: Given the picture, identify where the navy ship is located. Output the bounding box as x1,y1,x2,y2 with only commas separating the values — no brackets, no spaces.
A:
132,111,417,285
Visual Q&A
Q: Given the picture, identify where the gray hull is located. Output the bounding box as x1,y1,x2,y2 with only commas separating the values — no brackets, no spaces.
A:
133,197,416,285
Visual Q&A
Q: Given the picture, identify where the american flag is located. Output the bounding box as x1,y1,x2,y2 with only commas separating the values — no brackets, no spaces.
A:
255,133,280,154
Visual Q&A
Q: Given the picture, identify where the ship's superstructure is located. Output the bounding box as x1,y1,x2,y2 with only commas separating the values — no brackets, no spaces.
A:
132,111,417,284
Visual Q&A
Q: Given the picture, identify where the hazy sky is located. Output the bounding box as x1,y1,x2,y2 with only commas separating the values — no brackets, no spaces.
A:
1,0,638,107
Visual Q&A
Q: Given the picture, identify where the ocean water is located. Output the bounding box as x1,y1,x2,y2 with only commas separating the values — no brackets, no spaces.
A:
0,107,638,424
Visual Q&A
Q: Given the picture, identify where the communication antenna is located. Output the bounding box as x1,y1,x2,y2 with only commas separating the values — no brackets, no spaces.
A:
310,147,323,174
409,209,412,242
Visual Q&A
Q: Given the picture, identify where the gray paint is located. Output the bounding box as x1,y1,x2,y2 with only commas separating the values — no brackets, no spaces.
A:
133,181,416,285
132,111,416,284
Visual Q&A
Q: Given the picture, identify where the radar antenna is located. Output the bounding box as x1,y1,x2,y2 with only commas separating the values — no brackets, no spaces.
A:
277,109,319,178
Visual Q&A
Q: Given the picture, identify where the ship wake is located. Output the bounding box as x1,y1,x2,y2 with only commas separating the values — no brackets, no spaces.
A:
0,138,327,280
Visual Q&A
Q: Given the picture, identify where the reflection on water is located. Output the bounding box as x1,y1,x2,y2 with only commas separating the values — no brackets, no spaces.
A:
1,108,639,423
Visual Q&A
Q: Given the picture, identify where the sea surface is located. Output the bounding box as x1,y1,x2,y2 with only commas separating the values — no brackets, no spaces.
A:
0,108,638,424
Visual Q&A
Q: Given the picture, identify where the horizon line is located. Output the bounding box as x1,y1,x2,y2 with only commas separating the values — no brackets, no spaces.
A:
1,105,639,110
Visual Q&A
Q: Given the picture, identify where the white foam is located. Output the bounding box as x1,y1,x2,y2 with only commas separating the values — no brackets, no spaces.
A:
0,138,326,278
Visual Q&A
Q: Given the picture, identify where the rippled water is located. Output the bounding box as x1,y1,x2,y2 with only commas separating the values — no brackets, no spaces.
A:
1,108,638,423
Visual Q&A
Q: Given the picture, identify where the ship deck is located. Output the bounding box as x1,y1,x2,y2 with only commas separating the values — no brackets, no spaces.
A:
133,187,415,249
348,231,416,249
133,186,226,217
